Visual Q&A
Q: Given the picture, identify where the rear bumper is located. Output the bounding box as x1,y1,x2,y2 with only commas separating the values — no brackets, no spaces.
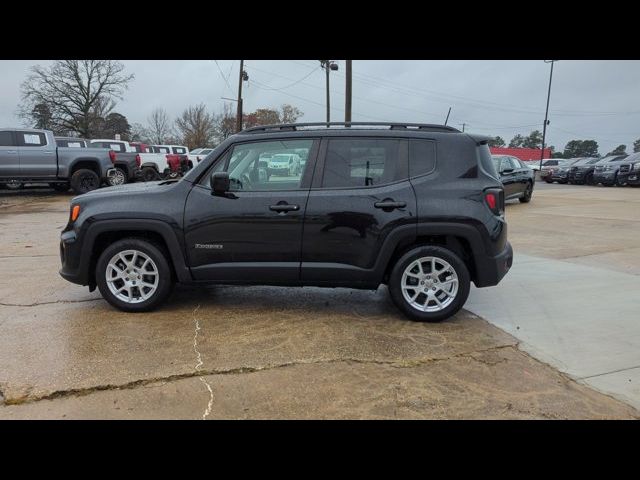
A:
473,241,513,288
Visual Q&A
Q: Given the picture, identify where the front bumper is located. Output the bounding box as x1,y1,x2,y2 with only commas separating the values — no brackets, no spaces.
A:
618,172,640,185
594,172,616,184
59,229,87,285
473,241,513,288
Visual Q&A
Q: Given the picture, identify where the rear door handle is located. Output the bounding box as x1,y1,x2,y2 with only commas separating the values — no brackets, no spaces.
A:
374,201,406,210
269,203,299,213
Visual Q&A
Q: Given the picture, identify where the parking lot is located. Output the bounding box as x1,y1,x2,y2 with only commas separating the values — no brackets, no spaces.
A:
0,182,638,419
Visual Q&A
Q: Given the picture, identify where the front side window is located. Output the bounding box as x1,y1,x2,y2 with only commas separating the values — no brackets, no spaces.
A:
201,139,314,191
0,131,16,146
322,138,402,188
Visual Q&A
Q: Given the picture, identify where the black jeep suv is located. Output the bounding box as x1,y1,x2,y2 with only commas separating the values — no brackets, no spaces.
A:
59,122,513,322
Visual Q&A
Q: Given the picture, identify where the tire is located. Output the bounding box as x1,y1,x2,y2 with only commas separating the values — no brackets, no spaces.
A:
141,166,160,182
519,181,533,203
544,178,553,184
388,246,471,323
585,172,595,186
106,167,127,187
50,182,70,192
615,174,627,187
96,238,174,312
70,169,100,195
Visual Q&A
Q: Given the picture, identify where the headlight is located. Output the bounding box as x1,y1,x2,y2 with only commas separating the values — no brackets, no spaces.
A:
634,163,640,171
604,166,613,171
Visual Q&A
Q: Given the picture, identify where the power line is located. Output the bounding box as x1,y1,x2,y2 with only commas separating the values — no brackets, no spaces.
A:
248,65,320,91
214,60,233,94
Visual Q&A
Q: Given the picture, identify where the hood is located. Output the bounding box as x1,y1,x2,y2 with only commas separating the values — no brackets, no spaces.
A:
72,179,181,202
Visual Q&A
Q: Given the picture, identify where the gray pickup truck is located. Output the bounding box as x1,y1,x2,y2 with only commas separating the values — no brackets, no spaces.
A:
0,128,121,194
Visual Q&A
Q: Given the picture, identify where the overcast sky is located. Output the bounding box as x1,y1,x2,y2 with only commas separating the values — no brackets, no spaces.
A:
1,60,639,154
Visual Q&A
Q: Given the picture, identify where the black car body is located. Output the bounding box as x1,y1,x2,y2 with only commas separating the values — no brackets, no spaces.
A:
568,157,602,184
59,122,513,322
593,155,629,186
541,158,582,183
491,155,535,202
617,152,640,186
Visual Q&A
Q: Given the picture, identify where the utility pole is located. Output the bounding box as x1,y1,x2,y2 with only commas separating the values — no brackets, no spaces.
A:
236,60,249,133
444,107,451,126
320,60,338,124
461,123,466,132
539,60,556,170
345,60,352,124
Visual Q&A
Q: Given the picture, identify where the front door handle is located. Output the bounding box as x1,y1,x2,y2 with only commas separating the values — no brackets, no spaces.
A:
269,203,299,213
374,200,406,210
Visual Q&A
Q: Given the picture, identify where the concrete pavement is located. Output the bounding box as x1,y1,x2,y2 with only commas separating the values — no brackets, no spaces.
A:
467,182,640,409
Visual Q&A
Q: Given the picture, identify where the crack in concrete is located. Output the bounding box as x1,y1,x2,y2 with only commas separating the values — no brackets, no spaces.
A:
2,343,517,406
0,298,100,307
192,305,213,420
0,255,58,259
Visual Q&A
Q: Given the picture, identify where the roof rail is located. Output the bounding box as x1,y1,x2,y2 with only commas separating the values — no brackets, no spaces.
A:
239,122,461,134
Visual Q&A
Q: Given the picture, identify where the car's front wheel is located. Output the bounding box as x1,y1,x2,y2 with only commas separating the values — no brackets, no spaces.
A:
388,246,470,322
96,238,174,312
519,181,533,203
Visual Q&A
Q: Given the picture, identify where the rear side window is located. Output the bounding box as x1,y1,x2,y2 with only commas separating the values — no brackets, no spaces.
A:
17,131,47,146
0,131,16,146
322,138,403,188
409,139,436,177
172,147,187,154
91,141,126,152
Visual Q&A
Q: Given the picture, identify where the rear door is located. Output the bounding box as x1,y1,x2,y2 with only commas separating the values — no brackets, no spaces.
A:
0,130,20,178
301,137,416,284
184,138,319,283
16,130,57,177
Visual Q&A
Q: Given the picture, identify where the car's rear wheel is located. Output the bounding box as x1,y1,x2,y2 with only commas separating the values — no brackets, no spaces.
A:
615,174,627,187
142,166,160,182
585,172,595,185
388,246,470,322
96,238,174,312
70,169,100,194
519,181,533,203
5,180,24,190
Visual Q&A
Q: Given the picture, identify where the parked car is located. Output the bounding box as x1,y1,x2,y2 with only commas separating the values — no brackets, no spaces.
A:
149,144,192,176
188,147,214,164
593,155,629,186
491,155,535,202
88,139,141,185
267,153,302,177
0,128,118,194
567,157,602,185
55,137,89,148
616,153,640,187
540,158,582,183
59,122,513,323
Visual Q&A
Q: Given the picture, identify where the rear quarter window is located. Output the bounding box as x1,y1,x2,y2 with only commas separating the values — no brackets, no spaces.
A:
17,131,47,146
408,139,436,177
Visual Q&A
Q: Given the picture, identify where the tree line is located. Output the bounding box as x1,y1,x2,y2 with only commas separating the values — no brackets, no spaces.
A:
17,60,303,149
488,130,640,158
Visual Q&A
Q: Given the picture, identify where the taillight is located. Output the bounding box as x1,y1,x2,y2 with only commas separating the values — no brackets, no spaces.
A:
484,188,504,215
108,150,116,164
135,154,141,167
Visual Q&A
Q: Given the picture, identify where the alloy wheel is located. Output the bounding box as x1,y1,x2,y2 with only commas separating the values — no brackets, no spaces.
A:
401,256,459,312
106,249,159,303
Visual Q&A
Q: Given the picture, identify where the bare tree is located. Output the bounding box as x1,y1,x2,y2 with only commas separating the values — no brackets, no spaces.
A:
18,60,134,138
174,104,216,149
130,123,150,143
146,108,172,144
279,104,303,123
212,102,236,145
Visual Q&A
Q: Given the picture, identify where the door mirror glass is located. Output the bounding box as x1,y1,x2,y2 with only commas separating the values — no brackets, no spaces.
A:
210,171,230,195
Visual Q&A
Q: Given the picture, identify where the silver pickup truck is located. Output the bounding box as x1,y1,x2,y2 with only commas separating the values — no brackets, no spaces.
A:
0,128,119,194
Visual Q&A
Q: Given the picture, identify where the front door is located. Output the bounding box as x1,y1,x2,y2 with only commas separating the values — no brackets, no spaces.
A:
16,130,57,178
301,137,416,284
184,138,318,283
499,157,519,199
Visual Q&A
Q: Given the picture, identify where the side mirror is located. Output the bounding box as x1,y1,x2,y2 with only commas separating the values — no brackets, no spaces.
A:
210,171,230,195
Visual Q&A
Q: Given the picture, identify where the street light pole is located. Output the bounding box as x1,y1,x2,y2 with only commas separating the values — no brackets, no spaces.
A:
539,60,556,170
320,60,339,124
